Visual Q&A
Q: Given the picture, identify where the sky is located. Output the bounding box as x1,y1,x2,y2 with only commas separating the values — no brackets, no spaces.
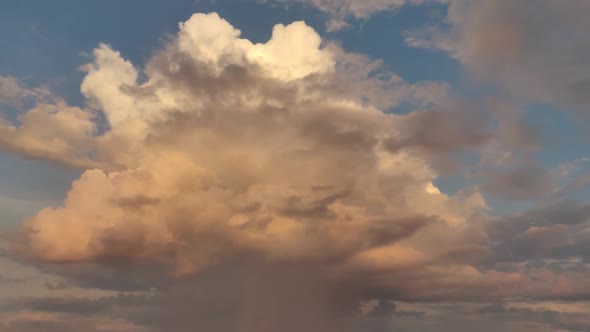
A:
1,0,590,331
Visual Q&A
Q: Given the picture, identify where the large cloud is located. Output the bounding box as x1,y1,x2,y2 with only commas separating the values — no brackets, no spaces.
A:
16,13,486,276
2,11,589,332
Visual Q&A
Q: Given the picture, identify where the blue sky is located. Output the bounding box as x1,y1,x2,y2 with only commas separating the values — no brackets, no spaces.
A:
1,1,590,332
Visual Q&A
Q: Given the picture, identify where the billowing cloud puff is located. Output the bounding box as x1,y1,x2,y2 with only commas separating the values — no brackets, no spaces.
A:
18,13,485,276
0,77,99,168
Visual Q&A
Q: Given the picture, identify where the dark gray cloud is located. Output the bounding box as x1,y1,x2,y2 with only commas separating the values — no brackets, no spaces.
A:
485,199,590,266
384,104,492,154
481,160,556,200
477,302,590,332
407,0,590,111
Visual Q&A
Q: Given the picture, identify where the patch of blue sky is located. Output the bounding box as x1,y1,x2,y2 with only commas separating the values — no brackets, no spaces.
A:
527,103,590,164
328,2,457,84
0,153,81,228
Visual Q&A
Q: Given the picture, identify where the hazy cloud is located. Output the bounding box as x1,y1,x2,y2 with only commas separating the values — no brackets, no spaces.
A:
406,0,590,111
273,0,447,31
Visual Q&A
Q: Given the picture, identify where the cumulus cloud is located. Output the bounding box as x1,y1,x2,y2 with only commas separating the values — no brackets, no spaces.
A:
2,10,589,332
405,0,590,111
13,13,487,275
0,101,99,168
0,76,105,168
